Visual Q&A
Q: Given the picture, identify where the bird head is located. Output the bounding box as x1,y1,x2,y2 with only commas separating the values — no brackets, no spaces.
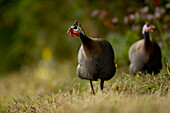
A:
67,20,85,37
142,24,155,35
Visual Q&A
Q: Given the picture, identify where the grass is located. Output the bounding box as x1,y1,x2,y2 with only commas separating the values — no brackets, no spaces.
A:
0,61,169,113
0,31,169,113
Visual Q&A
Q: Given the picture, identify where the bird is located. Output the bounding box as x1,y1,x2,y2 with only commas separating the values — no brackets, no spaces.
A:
67,20,116,94
128,23,162,75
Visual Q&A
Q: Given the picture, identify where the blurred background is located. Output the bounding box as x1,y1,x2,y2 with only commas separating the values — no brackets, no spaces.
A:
0,0,169,74
0,0,170,106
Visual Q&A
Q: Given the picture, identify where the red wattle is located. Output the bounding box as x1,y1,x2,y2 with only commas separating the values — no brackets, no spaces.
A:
145,29,150,33
73,31,80,36
70,33,75,37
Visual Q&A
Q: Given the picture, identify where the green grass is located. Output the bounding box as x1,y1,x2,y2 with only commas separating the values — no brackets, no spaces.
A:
0,61,169,113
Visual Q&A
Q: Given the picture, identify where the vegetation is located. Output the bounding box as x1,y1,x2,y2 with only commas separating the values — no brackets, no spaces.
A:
0,0,169,73
0,0,169,112
0,63,169,112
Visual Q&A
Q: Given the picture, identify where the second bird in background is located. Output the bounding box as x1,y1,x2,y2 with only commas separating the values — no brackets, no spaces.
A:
129,23,162,75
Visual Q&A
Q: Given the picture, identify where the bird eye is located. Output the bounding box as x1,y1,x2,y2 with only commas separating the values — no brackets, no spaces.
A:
147,24,150,27
73,26,77,29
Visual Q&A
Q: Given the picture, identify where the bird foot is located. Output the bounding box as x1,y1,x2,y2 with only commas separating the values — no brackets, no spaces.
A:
89,89,95,95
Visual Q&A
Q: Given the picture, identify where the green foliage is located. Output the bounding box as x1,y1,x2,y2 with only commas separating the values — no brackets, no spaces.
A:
0,0,77,73
160,33,170,67
0,0,169,73
107,31,139,67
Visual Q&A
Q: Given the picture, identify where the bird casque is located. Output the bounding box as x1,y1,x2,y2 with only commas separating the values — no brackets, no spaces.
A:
67,20,116,94
129,23,162,74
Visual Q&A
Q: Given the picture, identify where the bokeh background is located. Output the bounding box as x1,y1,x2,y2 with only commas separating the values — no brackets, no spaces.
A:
0,0,169,74
0,1,170,112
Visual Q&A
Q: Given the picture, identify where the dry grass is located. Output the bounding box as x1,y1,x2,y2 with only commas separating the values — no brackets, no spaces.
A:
0,61,169,113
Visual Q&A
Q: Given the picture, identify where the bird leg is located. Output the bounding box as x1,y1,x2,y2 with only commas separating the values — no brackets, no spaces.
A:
100,79,104,91
90,80,95,95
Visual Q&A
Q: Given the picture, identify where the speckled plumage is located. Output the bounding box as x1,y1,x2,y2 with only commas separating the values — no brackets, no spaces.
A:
129,29,162,74
77,34,116,81
67,20,116,94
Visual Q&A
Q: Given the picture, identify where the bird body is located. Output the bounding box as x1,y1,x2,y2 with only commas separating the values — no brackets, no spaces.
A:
77,34,115,81
67,20,116,94
129,24,162,74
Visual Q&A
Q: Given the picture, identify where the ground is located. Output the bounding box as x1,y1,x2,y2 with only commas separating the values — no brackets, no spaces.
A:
0,61,169,113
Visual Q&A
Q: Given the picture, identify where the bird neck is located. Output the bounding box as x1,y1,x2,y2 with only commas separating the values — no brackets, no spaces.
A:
79,33,92,48
144,32,151,48
79,33,100,59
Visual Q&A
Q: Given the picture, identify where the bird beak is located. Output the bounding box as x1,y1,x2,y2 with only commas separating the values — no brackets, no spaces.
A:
150,25,155,29
67,28,72,34
67,27,76,37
